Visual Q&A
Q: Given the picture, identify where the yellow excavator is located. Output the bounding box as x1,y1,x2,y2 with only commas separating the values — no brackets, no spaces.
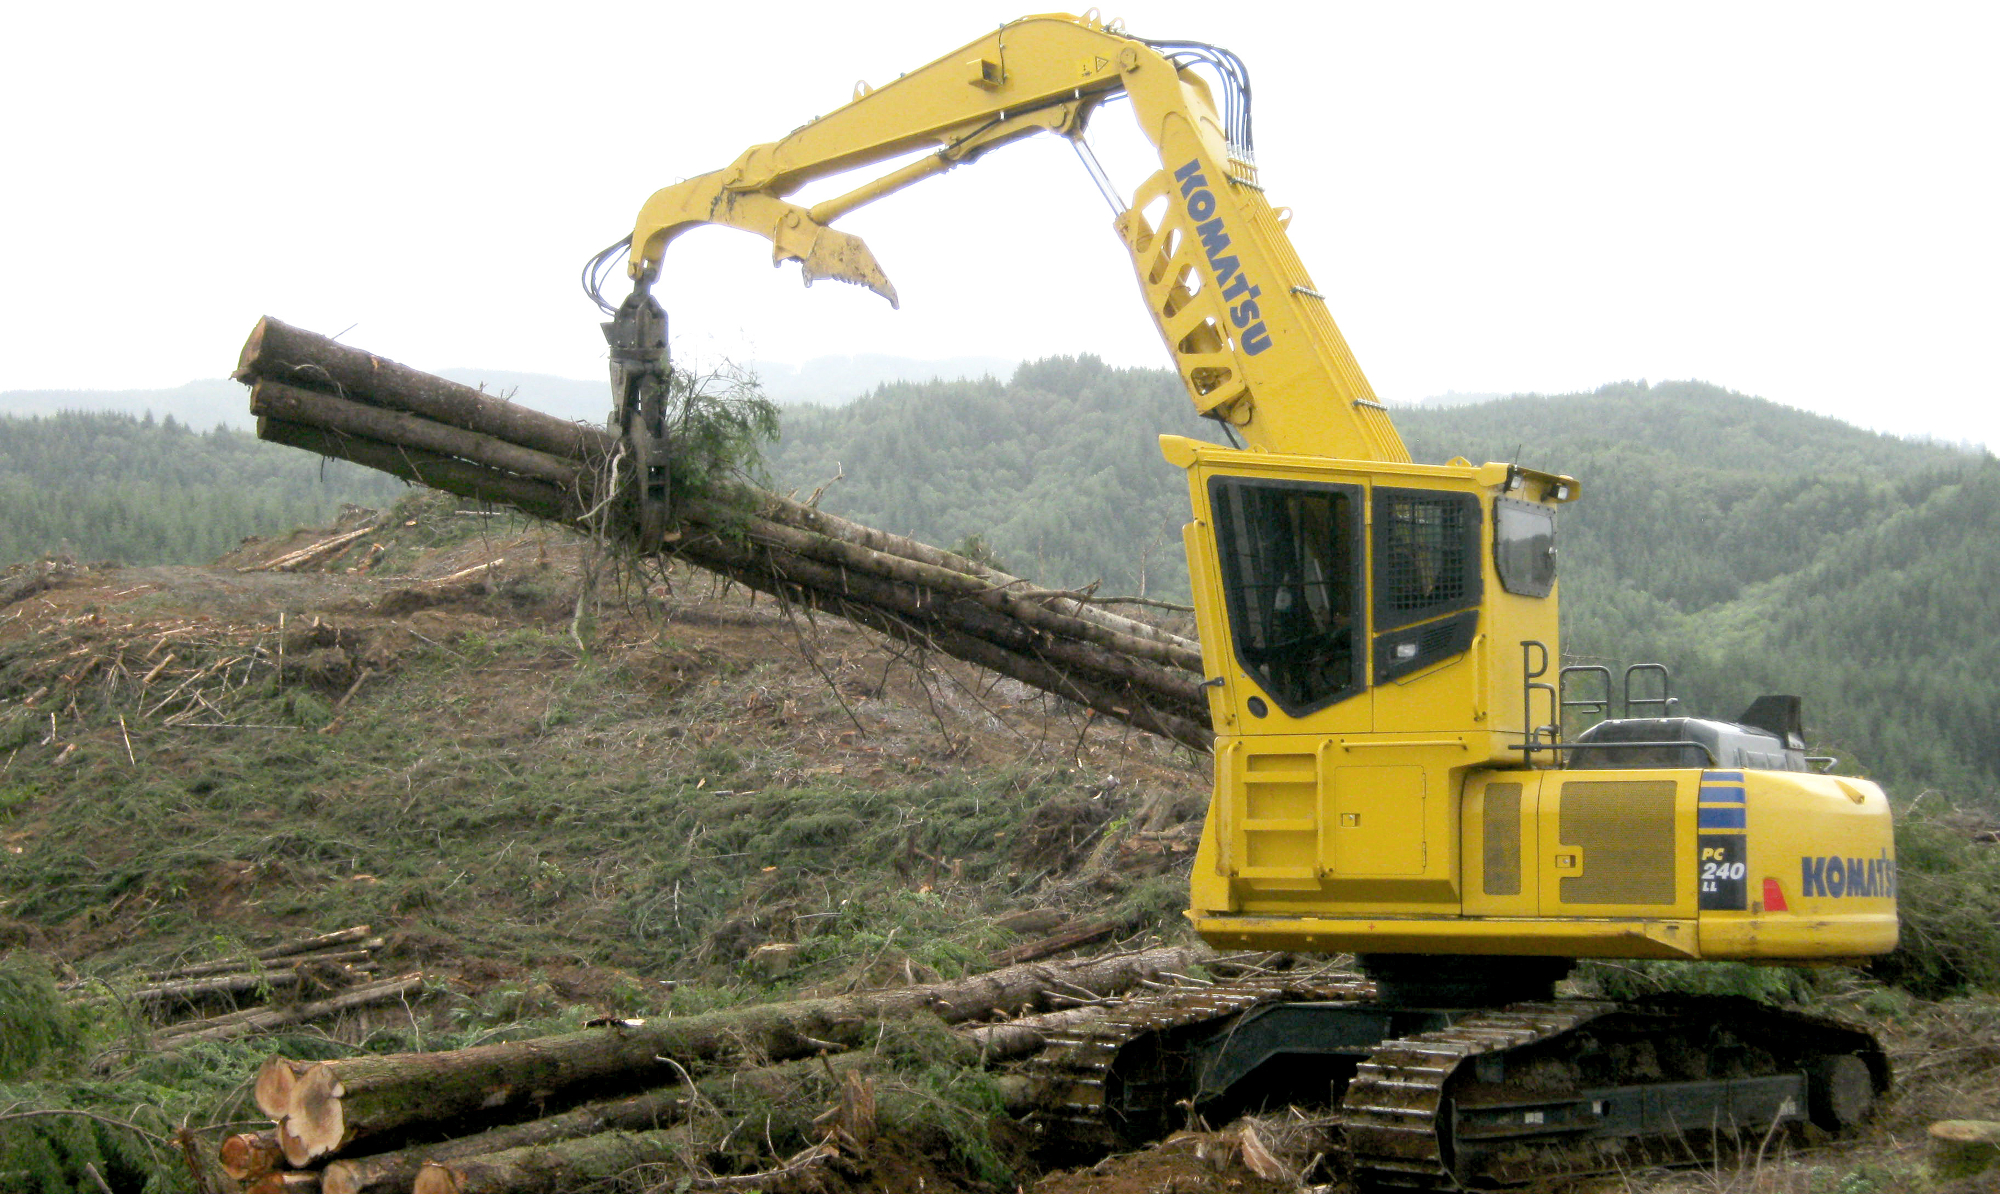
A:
588,12,1898,1188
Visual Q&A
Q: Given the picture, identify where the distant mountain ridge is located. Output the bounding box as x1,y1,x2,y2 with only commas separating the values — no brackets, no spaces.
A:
0,353,1020,431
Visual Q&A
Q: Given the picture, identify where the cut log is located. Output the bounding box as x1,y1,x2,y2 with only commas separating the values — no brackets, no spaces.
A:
160,973,424,1045
962,1006,1108,1059
690,500,1202,674
251,380,592,495
237,317,611,463
989,916,1130,967
258,419,575,524
681,524,1203,703
409,1128,687,1194
139,939,384,985
676,533,1212,749
87,969,303,1007
244,523,385,574
219,1130,284,1181
748,490,1197,655
266,944,1208,1164
259,926,377,959
320,1086,690,1194
247,1173,321,1194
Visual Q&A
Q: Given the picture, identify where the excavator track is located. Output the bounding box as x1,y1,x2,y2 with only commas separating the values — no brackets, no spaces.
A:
1024,976,1376,1146
1024,985,1887,1190
1342,1001,1616,1190
1342,996,1890,1191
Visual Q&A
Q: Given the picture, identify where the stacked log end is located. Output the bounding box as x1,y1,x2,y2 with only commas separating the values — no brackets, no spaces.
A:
234,316,1213,751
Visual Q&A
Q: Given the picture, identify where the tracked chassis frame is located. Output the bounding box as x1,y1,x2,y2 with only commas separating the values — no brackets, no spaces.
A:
1024,979,1888,1190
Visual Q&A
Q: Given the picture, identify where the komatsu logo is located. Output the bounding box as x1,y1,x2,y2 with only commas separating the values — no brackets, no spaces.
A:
1173,160,1273,356
1801,850,1896,899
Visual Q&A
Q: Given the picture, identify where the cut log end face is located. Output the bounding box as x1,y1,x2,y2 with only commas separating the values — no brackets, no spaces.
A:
411,1162,462,1194
219,1131,284,1181
255,1057,310,1119
288,1063,351,1164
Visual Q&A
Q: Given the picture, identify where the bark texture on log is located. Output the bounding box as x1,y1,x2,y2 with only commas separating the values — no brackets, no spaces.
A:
237,317,611,463
257,419,575,523
409,1128,687,1194
252,381,590,494
675,533,1213,750
264,944,1207,1164
320,1087,691,1194
161,974,423,1045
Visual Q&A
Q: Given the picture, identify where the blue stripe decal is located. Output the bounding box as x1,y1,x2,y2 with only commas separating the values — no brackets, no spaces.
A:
1699,786,1746,803
1698,806,1747,830
1705,770,1746,783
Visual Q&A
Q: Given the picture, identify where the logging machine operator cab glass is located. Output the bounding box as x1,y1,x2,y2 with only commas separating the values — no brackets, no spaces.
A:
1209,477,1362,716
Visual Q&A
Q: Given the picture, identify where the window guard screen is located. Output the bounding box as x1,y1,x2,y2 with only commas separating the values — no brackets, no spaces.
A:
1372,488,1483,632
1209,477,1364,716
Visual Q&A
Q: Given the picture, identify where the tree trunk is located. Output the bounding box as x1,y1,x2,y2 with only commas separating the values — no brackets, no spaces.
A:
236,317,612,463
962,1006,1107,1059
748,489,1197,654
257,419,576,524
265,944,1207,1164
989,916,1131,967
408,1128,688,1194
321,1087,692,1194
162,974,423,1045
688,502,1202,674
675,535,1212,749
251,381,592,495
89,970,303,1007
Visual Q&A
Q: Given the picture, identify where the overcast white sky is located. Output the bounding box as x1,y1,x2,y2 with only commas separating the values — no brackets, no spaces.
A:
2,2,1994,447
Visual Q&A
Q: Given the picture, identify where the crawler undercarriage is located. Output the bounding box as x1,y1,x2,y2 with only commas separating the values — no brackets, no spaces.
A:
1023,963,1888,1191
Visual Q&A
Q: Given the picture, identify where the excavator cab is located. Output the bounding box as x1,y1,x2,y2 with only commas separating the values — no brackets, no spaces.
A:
1164,435,1896,973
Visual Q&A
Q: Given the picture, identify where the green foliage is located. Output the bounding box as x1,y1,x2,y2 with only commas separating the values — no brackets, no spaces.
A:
0,956,82,1079
1576,958,1813,1003
666,366,781,507
1869,814,2000,997
0,410,401,567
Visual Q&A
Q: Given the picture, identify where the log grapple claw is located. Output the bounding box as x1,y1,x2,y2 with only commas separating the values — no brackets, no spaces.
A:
603,286,672,544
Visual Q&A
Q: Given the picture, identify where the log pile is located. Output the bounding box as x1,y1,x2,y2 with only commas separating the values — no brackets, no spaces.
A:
65,925,419,1049
234,318,1214,751
220,945,1214,1193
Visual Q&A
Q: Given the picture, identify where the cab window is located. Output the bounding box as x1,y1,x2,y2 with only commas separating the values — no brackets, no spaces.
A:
1208,477,1364,715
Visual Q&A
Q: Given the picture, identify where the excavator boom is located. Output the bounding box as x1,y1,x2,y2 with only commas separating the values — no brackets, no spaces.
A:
616,12,1407,463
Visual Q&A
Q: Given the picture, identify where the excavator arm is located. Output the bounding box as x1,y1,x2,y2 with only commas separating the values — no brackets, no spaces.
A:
609,11,1407,464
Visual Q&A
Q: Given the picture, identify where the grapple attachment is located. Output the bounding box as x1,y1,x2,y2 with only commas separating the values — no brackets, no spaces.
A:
603,287,672,545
